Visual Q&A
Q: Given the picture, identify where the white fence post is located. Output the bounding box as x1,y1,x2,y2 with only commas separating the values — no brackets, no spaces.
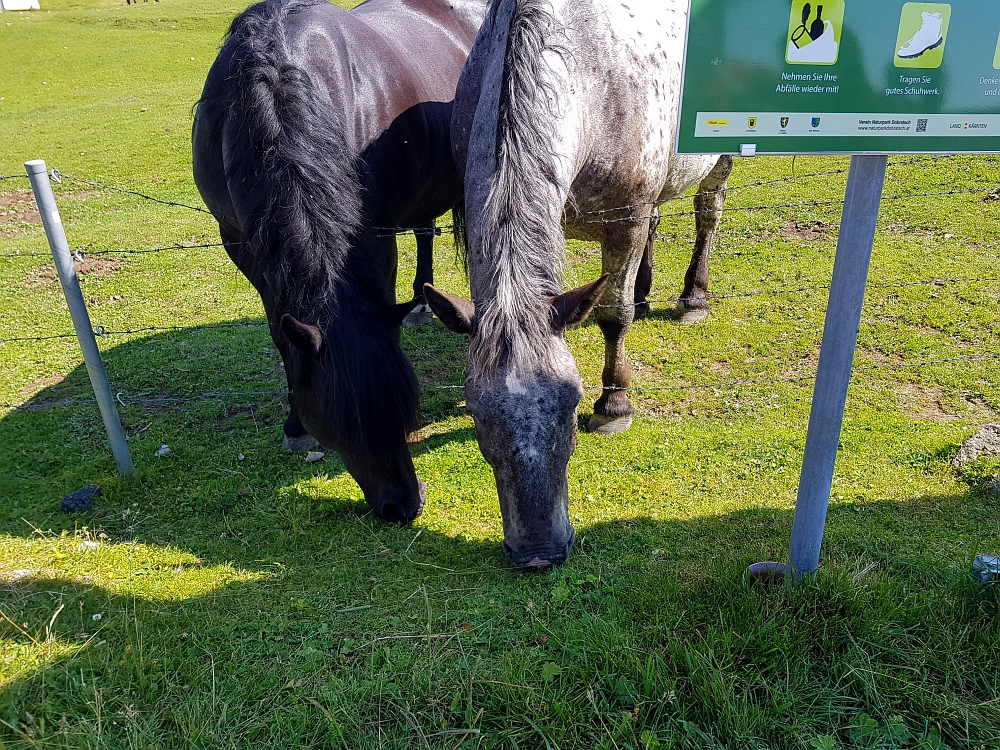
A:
25,159,135,476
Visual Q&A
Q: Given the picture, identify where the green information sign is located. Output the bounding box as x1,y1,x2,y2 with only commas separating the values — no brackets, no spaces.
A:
677,0,1000,153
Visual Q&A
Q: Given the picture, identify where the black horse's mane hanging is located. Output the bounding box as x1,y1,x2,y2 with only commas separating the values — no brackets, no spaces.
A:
221,0,365,317
211,0,420,454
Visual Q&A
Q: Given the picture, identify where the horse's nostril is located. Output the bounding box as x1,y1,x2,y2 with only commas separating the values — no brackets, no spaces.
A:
380,499,408,524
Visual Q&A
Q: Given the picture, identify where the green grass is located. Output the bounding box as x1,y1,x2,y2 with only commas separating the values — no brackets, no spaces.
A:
2,1,1000,748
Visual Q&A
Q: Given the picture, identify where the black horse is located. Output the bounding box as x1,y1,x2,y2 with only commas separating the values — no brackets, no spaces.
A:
192,0,486,523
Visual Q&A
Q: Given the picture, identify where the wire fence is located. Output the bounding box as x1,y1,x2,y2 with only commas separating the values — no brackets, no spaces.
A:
3,157,1000,414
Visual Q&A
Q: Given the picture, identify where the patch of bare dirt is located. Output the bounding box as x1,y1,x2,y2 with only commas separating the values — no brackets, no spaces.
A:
19,373,71,400
21,257,123,288
779,220,834,242
895,383,996,423
0,191,40,236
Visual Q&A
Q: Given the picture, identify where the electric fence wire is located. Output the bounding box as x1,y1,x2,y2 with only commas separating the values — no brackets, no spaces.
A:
1,156,991,251
49,168,214,215
4,274,1000,344
1,242,228,260
0,320,268,345
6,352,999,412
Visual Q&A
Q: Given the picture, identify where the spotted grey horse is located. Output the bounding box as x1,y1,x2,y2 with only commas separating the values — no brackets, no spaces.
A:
193,0,487,524
424,0,733,567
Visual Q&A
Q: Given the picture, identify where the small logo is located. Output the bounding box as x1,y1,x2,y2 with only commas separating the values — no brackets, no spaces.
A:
811,117,821,128
963,122,968,129
780,116,790,128
706,118,729,127
748,116,757,129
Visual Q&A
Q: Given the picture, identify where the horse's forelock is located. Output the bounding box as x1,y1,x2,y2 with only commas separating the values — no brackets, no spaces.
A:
320,301,421,455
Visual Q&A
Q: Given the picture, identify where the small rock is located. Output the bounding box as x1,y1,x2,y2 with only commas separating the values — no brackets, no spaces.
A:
237,453,245,461
304,451,325,464
972,555,999,584
77,540,99,552
61,485,101,513
154,444,171,457
952,424,1000,467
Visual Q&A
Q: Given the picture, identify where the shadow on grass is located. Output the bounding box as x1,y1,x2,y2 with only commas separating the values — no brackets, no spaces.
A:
1,316,472,510
1,485,998,748
3,322,1000,747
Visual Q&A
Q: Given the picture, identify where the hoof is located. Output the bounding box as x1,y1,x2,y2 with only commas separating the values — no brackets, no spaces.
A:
283,433,321,453
678,308,709,324
402,303,434,327
587,412,633,435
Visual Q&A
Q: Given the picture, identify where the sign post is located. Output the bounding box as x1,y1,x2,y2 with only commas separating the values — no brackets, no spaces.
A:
677,0,999,580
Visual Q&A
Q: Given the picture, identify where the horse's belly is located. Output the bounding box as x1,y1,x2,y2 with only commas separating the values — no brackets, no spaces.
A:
659,156,719,199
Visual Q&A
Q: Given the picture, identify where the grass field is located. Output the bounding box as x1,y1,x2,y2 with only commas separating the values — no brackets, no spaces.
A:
2,0,1000,747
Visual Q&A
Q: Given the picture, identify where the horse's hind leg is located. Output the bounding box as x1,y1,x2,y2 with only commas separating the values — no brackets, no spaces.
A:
678,155,734,324
403,225,435,326
588,217,652,435
633,212,660,319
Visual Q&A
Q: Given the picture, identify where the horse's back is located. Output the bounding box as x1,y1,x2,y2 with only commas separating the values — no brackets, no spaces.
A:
567,0,716,206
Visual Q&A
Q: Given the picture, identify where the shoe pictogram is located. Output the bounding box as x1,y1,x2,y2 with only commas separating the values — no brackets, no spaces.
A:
786,0,845,65
894,3,951,69
898,11,944,58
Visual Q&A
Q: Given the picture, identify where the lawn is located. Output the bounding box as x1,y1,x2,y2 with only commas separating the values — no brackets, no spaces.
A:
1,0,999,748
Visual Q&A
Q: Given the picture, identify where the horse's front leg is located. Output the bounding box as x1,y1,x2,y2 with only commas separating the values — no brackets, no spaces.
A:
588,217,652,435
678,155,734,324
403,224,435,326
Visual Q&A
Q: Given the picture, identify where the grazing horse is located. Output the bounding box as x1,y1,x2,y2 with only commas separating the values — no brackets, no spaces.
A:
192,0,486,523
424,0,733,567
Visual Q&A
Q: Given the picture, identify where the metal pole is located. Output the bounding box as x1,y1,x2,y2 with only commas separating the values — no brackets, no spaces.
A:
788,154,887,580
25,159,135,476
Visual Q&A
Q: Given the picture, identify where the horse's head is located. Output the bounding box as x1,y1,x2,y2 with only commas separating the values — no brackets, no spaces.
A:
277,301,425,524
423,275,607,569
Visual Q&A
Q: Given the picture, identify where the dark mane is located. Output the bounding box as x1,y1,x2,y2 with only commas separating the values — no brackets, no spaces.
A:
220,0,419,452
470,0,568,376
222,0,364,316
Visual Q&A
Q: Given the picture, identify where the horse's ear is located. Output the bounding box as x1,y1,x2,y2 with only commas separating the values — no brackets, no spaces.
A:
385,298,421,328
423,283,474,335
548,274,609,330
281,314,323,358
